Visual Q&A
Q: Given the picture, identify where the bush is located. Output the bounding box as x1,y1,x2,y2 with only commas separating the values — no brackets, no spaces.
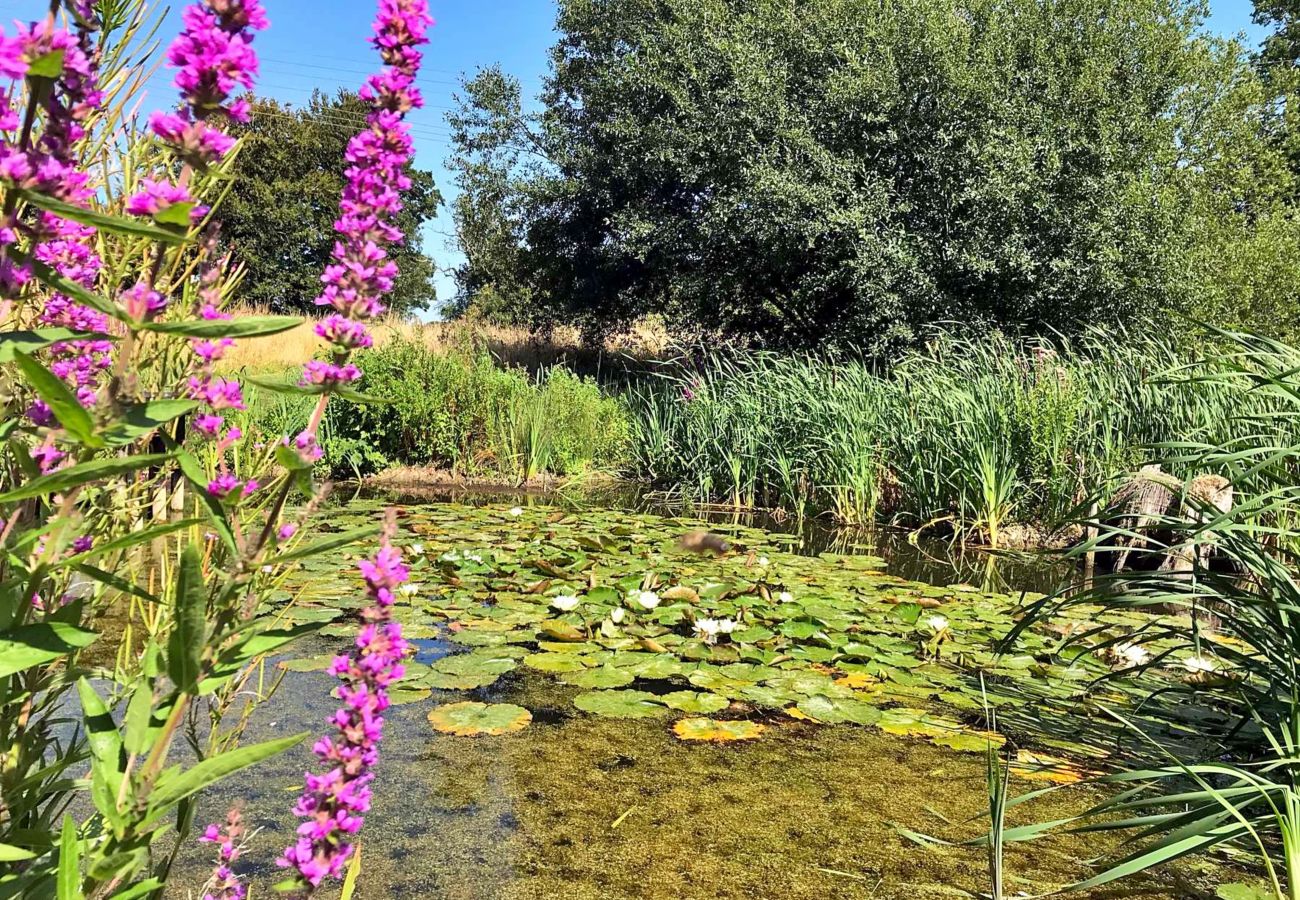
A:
237,338,631,480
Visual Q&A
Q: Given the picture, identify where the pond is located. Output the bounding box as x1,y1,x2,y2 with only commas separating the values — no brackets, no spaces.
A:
168,493,1206,899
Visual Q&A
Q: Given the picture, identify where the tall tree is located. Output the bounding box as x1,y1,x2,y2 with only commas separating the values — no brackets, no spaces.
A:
450,0,1299,352
222,92,442,316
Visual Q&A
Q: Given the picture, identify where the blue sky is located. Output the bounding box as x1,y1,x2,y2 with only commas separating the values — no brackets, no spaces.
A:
0,0,1272,314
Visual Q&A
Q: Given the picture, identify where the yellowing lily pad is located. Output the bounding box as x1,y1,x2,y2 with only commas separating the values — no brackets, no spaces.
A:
428,702,532,737
673,718,765,742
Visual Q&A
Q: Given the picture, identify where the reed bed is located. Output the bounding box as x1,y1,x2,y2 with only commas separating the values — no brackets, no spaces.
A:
624,331,1283,542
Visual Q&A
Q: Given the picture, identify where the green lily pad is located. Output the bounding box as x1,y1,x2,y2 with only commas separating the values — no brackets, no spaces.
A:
525,653,591,673
560,665,636,689
573,690,669,719
795,695,882,726
660,691,730,714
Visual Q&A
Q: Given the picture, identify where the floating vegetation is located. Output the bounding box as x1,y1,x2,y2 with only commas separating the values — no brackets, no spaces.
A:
428,702,533,736
276,502,1226,759
673,718,766,742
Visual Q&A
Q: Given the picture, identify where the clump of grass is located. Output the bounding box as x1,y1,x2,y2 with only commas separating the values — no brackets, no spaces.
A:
233,338,630,481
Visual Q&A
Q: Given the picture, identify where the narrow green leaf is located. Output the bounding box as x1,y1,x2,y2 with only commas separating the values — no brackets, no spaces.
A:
77,679,124,826
16,189,186,244
0,454,171,502
0,622,98,678
167,546,206,691
56,518,202,571
72,564,160,605
14,353,99,447
340,843,363,900
0,844,35,862
152,201,196,229
100,400,197,447
161,436,237,554
0,329,116,363
106,879,163,900
56,817,81,900
147,733,307,814
22,257,127,322
143,316,301,340
122,681,157,757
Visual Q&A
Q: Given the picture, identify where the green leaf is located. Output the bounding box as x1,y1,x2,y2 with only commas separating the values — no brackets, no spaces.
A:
161,436,236,554
1217,884,1274,900
147,733,308,815
77,679,124,826
26,49,66,79
56,518,202,570
100,400,197,447
0,623,98,678
16,189,186,244
72,564,160,605
122,681,157,757
153,201,196,228
14,353,99,446
56,817,81,900
106,880,164,900
144,316,301,340
168,545,206,691
0,844,35,862
340,844,363,900
0,454,171,502
0,329,115,364
572,690,669,719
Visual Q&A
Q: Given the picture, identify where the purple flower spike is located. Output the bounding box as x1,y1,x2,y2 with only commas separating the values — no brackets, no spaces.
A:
279,524,411,891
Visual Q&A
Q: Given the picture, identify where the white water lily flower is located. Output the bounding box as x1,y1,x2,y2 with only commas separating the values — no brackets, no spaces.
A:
439,550,460,562
399,583,420,597
778,591,795,603
609,608,626,624
410,543,424,555
465,553,485,564
552,594,580,612
509,507,524,517
1112,642,1151,668
716,618,738,634
925,615,950,633
631,590,661,610
1183,655,1221,675
757,556,771,567
693,618,722,644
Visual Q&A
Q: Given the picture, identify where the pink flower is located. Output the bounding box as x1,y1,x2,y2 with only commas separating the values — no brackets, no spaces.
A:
279,524,412,890
126,178,202,223
300,360,362,388
122,281,166,321
207,473,257,500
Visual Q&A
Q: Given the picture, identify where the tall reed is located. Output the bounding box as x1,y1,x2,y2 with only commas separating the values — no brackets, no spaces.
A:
624,330,1278,543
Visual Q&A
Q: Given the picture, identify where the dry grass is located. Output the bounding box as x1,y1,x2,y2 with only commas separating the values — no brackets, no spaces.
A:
218,307,674,376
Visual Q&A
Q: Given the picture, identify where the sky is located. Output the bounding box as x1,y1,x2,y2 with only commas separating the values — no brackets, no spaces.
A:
0,0,1275,316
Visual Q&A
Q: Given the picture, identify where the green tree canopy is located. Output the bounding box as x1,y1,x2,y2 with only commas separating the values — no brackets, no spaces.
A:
223,91,442,316
450,0,1300,352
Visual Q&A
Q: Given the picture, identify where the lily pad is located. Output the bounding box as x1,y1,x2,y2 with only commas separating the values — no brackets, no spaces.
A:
525,653,590,673
573,690,669,719
428,702,532,736
660,691,730,714
560,665,636,689
795,695,882,726
673,718,765,742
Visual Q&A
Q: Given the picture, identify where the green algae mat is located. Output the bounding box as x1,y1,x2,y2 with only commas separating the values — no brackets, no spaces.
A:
276,501,1221,762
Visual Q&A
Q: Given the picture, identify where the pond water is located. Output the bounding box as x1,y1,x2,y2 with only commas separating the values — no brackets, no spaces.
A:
166,492,1203,899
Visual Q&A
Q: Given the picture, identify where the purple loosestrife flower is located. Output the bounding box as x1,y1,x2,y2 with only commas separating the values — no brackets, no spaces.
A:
150,0,267,168
207,472,257,501
308,0,431,369
199,808,248,900
279,529,411,891
300,360,361,389
125,177,203,223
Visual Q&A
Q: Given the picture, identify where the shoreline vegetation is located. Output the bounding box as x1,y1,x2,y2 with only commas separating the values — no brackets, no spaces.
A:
229,312,1272,549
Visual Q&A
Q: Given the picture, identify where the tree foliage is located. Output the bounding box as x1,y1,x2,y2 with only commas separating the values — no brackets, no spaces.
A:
450,0,1300,352
223,92,443,316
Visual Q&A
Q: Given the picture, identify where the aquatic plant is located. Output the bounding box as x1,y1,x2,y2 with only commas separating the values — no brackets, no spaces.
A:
1000,331,1300,895
0,0,431,894
624,330,1268,543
